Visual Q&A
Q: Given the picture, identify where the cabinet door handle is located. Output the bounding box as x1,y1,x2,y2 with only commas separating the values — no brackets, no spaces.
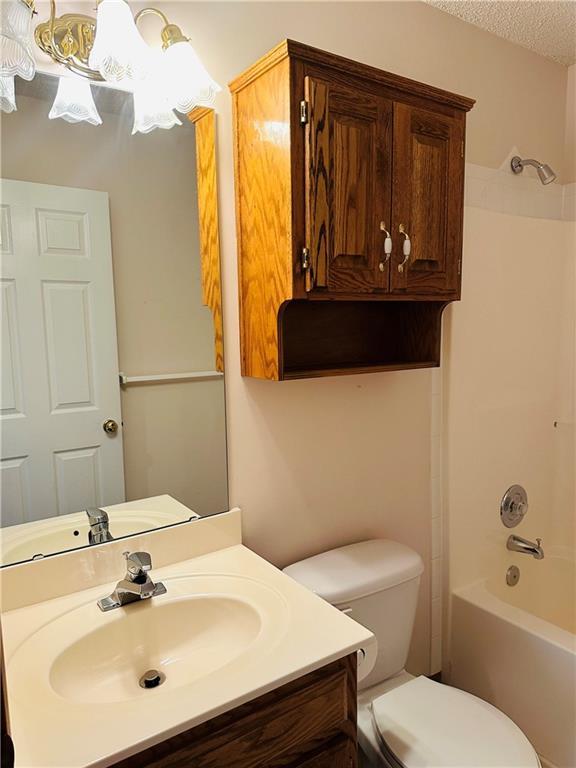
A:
398,224,411,273
379,221,392,272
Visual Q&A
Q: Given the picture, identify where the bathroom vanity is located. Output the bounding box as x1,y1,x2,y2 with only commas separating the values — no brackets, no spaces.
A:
0,509,373,768
112,656,357,768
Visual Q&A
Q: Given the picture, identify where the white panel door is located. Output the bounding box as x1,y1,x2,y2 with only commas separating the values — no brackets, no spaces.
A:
0,179,125,525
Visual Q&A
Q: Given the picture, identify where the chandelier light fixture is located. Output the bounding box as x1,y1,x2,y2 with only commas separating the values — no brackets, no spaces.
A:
0,0,220,134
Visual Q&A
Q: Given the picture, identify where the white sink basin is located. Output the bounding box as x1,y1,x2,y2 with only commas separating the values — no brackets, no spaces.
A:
50,595,262,704
8,573,288,708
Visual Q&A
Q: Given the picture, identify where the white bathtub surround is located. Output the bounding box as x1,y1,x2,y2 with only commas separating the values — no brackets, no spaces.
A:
465,162,576,221
444,211,574,577
451,551,575,768
433,160,575,676
429,368,443,674
562,181,576,221
441,153,575,768
444,194,575,589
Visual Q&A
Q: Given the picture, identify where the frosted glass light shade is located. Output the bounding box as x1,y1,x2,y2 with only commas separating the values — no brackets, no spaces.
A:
132,78,181,135
48,77,102,126
0,74,16,113
89,0,150,82
163,40,221,114
0,0,35,81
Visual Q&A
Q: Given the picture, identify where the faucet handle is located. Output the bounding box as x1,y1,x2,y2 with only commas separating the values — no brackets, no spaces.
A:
124,551,152,577
86,507,109,525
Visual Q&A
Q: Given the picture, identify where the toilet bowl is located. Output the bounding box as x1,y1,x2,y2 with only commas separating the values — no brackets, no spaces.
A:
284,539,540,768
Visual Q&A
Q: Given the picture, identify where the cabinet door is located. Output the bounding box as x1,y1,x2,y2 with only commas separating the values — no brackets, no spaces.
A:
284,737,356,767
390,103,464,295
305,76,392,294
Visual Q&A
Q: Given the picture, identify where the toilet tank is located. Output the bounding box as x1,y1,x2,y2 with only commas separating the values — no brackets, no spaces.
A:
284,540,423,690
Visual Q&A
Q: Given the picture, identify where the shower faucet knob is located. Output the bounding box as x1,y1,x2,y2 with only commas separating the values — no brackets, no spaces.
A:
500,485,528,528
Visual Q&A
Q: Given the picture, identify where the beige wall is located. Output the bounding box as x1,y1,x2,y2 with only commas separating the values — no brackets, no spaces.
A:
139,1,571,674
151,0,570,177
565,64,576,184
1,91,228,515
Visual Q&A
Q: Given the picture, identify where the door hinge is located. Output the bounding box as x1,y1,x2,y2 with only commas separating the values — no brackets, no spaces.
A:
300,100,309,124
461,140,464,158
457,258,462,275
302,247,313,291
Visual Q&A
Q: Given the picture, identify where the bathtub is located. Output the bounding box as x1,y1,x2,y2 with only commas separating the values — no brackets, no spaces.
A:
450,551,576,768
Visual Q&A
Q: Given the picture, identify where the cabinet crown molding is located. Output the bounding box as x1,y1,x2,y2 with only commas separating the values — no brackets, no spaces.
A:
229,39,476,113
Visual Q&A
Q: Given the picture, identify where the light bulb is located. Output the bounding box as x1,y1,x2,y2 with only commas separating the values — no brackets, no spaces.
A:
48,77,102,126
89,0,151,82
0,0,35,81
0,74,16,112
162,40,220,114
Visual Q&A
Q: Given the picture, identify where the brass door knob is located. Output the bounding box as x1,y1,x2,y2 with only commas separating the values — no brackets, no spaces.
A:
103,419,119,435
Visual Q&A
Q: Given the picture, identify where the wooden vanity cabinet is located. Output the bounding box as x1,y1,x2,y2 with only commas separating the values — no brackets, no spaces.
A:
231,40,475,380
112,655,357,768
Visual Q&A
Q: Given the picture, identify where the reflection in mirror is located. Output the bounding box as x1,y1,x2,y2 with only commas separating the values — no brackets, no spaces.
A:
0,74,228,567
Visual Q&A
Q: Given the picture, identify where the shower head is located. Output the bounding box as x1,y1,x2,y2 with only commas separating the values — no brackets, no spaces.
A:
511,156,557,185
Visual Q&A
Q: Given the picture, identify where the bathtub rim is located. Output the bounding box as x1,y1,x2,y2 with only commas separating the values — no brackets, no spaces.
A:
453,575,575,654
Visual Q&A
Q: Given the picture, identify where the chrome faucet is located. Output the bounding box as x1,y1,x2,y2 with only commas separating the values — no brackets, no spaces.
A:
507,534,544,560
97,551,167,612
86,507,113,544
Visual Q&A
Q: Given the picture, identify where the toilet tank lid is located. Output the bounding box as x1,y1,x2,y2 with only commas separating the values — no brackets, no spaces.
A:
283,539,424,605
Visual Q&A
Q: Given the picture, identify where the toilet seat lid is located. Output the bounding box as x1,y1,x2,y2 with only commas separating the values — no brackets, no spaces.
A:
371,676,540,768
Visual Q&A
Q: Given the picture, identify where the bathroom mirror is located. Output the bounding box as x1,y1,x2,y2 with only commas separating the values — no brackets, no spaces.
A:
0,73,228,567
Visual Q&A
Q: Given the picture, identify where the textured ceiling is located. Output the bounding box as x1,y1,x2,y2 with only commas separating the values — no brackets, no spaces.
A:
424,1,576,66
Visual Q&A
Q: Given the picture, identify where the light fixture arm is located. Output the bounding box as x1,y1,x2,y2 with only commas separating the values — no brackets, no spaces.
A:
134,7,170,27
47,0,71,66
134,7,188,49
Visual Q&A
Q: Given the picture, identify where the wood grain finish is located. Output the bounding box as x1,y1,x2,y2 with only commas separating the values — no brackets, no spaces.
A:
281,300,446,379
305,77,393,295
390,103,464,296
305,76,329,289
233,55,294,380
231,40,474,379
188,107,224,372
287,737,356,768
112,655,357,768
229,39,475,113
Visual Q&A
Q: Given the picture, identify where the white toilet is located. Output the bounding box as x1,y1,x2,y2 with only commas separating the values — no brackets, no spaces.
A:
284,539,540,768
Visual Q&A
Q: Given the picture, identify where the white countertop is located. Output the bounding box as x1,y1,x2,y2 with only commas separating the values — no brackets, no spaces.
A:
2,543,374,768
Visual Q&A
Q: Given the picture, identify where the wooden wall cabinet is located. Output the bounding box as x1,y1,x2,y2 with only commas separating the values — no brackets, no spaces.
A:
112,656,357,768
231,40,475,380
